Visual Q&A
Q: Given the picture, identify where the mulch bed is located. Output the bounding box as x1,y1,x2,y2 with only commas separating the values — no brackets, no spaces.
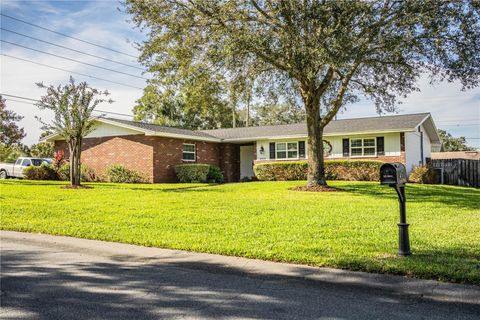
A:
62,185,93,189
290,185,343,192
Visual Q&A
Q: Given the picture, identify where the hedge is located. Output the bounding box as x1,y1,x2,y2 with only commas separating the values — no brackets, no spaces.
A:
254,160,384,181
58,163,100,182
105,165,146,183
408,165,438,184
23,163,58,180
175,164,224,183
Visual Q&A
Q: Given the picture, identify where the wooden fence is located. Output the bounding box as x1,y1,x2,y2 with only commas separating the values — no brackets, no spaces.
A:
430,159,480,188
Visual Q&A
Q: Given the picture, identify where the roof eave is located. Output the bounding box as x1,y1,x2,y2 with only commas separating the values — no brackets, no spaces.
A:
146,132,221,142
417,114,442,144
221,128,418,142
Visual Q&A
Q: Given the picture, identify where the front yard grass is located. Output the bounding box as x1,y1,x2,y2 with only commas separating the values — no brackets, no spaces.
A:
1,180,479,284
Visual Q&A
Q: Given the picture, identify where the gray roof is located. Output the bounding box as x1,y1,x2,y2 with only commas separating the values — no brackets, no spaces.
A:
200,113,432,140
100,113,434,142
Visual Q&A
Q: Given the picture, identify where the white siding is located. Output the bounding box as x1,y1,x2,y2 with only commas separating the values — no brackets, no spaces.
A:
256,138,307,160
405,124,431,173
84,122,143,138
325,132,400,158
255,133,401,160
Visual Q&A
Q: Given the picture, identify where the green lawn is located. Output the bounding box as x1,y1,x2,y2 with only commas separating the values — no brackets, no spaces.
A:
1,180,479,284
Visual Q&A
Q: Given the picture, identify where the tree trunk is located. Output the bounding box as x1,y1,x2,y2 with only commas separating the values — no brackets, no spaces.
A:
304,91,327,187
246,89,251,127
69,138,82,186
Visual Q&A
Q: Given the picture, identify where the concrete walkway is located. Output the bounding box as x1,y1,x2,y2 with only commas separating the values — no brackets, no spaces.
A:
1,231,479,319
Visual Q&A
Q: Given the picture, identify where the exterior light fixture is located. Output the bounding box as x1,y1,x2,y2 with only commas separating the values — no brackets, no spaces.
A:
260,145,265,154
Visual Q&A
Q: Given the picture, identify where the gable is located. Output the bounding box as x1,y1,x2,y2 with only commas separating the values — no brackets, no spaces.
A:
85,121,144,138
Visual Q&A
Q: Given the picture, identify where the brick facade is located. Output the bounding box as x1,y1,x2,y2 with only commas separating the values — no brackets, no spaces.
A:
54,131,407,183
54,135,239,183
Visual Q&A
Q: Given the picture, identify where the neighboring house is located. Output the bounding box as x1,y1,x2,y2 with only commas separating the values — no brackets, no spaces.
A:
43,113,441,183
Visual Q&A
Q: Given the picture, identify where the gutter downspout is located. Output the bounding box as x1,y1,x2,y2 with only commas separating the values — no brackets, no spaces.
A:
419,126,424,165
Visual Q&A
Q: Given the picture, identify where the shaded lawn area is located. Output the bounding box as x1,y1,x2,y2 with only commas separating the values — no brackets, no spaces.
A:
1,180,479,284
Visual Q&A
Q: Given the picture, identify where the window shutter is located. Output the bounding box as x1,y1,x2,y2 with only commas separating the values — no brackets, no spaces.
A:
298,141,306,158
376,137,385,156
342,139,349,157
269,142,276,159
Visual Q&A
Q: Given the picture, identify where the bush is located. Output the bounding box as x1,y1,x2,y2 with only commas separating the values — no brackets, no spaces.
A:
254,160,383,181
23,163,58,180
105,165,145,183
408,165,438,184
207,165,224,183
175,164,210,183
58,163,101,182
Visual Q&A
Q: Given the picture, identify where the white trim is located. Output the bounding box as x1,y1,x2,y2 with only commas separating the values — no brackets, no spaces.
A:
415,114,442,144
147,132,221,142
182,143,196,161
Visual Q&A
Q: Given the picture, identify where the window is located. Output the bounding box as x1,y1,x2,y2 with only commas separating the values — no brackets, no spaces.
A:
31,159,44,166
276,142,298,159
350,138,376,157
182,144,195,161
21,159,32,166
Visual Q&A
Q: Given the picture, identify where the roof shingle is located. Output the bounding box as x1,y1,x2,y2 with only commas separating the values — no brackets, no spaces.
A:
101,113,432,142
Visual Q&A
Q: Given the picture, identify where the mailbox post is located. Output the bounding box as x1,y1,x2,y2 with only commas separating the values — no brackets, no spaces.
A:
380,163,411,256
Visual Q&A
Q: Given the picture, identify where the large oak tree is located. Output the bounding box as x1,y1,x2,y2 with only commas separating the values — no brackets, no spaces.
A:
126,0,480,186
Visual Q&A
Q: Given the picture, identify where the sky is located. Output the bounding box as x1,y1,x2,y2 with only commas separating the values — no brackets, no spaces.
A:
1,0,479,148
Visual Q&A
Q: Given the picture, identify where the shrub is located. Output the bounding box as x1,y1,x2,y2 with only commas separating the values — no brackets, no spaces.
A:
207,165,224,183
254,160,383,181
175,164,210,183
105,165,145,183
408,165,438,184
52,150,65,171
23,163,58,180
58,163,101,182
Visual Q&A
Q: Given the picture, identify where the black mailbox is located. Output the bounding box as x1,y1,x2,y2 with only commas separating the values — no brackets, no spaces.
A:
380,163,407,186
379,162,411,256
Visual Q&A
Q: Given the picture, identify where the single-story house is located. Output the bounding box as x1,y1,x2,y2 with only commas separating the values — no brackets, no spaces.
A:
44,112,441,183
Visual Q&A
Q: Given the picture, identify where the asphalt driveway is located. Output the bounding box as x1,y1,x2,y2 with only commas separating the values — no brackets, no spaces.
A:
1,231,479,319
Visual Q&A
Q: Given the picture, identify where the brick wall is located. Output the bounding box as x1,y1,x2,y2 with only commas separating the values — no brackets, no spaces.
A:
55,135,155,181
219,143,240,182
54,135,238,183
152,138,221,183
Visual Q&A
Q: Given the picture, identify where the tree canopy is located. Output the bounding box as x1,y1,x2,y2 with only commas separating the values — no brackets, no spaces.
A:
36,77,112,186
0,96,26,146
126,0,480,186
438,129,475,152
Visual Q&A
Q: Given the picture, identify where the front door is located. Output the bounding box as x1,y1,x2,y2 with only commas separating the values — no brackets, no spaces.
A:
240,145,254,179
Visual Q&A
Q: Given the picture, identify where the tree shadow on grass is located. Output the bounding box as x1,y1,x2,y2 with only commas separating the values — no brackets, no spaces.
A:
339,182,480,211
2,248,479,320
325,245,480,285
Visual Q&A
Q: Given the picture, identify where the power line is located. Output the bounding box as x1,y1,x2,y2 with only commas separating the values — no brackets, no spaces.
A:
1,93,134,118
1,54,144,90
0,13,138,59
1,40,148,80
1,94,38,101
1,28,145,71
